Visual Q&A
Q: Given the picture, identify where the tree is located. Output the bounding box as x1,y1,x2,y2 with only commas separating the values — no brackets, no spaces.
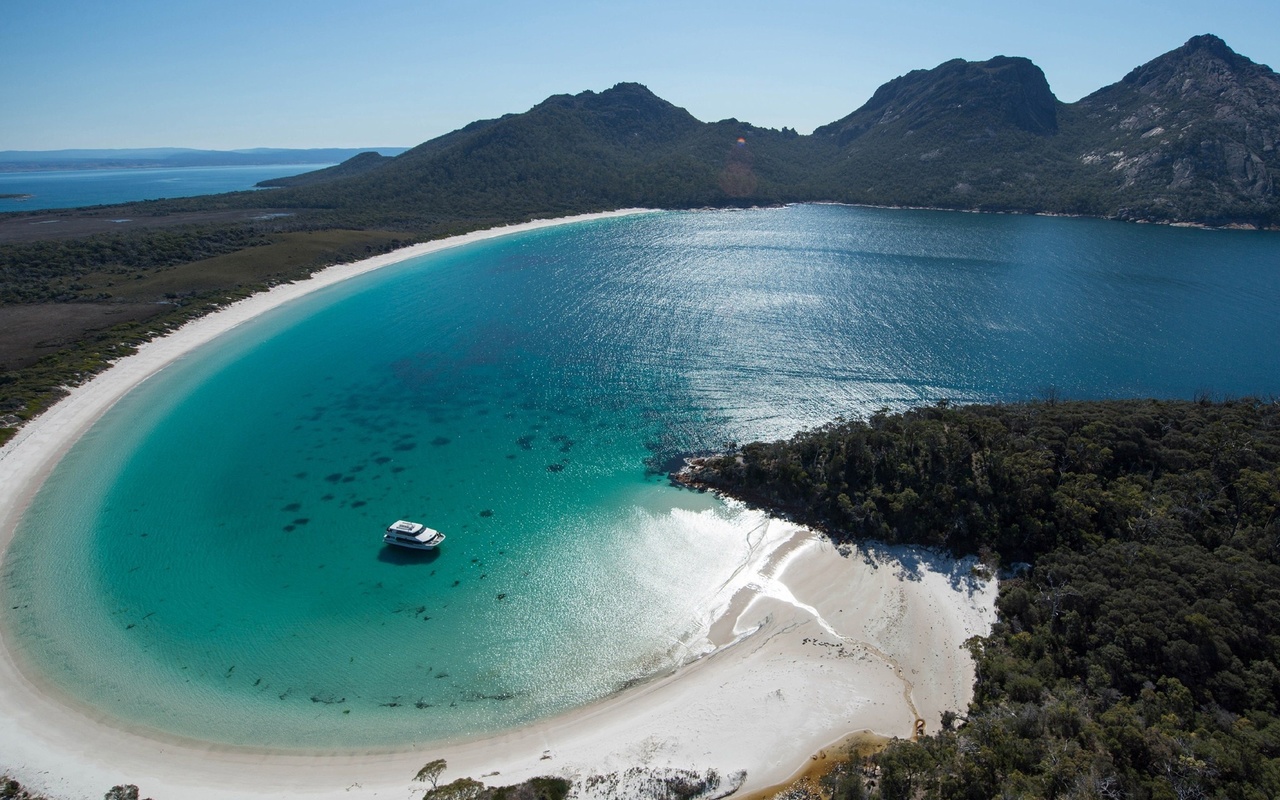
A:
415,759,447,790
425,778,486,800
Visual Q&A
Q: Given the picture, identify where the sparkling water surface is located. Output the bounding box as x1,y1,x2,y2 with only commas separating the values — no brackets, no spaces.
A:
0,164,334,211
4,205,1279,747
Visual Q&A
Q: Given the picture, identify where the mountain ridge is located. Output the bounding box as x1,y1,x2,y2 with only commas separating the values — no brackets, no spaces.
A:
241,34,1274,229
1064,33,1280,221
813,55,1060,143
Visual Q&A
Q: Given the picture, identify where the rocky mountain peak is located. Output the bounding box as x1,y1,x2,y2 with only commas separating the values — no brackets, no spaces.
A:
1068,35,1279,217
533,82,702,141
274,36,1278,229
813,55,1059,145
1118,34,1274,102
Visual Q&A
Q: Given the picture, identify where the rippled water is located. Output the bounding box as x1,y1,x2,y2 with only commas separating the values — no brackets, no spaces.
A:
4,205,1278,747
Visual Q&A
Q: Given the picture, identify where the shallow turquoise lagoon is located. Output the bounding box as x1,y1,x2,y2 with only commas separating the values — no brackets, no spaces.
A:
4,205,1279,747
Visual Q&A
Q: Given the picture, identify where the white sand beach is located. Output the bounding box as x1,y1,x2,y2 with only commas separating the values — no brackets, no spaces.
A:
0,210,997,799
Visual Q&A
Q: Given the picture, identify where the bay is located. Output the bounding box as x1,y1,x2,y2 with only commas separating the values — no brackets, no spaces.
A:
3,204,1278,748
0,164,334,211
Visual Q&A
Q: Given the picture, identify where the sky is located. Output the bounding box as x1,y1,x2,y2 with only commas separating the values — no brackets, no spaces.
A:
3,0,1279,151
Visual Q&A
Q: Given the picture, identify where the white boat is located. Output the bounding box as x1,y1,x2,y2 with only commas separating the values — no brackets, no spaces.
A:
384,520,446,550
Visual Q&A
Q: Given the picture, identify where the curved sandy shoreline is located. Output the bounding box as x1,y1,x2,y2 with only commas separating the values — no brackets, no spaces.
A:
0,209,997,799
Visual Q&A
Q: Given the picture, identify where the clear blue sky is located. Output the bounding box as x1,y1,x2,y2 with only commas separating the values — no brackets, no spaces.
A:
3,0,1278,150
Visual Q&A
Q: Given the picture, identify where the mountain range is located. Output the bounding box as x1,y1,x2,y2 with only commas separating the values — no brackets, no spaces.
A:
257,34,1279,229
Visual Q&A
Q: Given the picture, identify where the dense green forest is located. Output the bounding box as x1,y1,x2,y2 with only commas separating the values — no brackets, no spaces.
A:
682,399,1280,799
0,226,273,304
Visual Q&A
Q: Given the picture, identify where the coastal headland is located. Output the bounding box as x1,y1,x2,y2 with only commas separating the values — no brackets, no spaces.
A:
0,210,997,799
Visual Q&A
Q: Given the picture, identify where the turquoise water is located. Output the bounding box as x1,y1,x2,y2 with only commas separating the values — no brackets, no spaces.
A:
4,205,1279,747
0,164,334,211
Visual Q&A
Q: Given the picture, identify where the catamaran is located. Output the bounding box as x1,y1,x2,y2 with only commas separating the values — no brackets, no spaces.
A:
383,520,446,550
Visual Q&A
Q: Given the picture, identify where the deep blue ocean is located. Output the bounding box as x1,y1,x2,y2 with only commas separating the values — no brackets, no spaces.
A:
3,204,1278,748
0,164,334,211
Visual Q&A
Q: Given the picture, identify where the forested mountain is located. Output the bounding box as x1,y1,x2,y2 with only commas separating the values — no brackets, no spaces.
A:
249,82,831,228
808,34,1280,224
818,56,1062,143
7,35,1275,229
807,55,1088,215
252,35,1278,228
254,151,393,188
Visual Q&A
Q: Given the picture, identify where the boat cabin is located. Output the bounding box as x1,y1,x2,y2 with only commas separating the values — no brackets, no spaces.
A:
384,520,446,550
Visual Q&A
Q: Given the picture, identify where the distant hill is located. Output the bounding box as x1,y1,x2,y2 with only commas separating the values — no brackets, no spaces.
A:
254,152,394,188
97,35,1280,229
0,147,409,172
247,83,831,229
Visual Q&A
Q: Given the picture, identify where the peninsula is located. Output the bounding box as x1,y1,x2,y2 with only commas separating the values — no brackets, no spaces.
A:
677,399,1280,798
